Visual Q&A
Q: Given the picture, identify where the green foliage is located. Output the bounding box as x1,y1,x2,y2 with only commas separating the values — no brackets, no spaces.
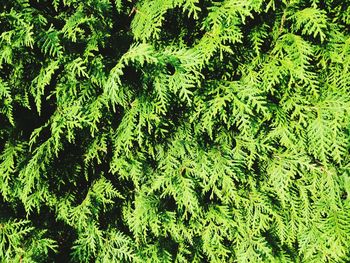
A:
0,0,350,262
0,219,57,262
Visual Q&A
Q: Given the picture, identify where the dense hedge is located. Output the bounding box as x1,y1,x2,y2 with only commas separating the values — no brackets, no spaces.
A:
1,0,350,262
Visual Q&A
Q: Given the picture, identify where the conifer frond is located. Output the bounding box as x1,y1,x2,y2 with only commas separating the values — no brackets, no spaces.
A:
0,219,57,262
0,79,14,125
290,7,328,42
1,1,350,262
31,60,60,114
39,25,63,57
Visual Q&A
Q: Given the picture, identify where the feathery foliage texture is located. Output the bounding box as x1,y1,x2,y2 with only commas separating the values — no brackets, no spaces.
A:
1,0,350,262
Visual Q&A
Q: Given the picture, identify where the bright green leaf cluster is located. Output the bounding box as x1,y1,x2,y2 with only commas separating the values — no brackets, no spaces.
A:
0,0,349,262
